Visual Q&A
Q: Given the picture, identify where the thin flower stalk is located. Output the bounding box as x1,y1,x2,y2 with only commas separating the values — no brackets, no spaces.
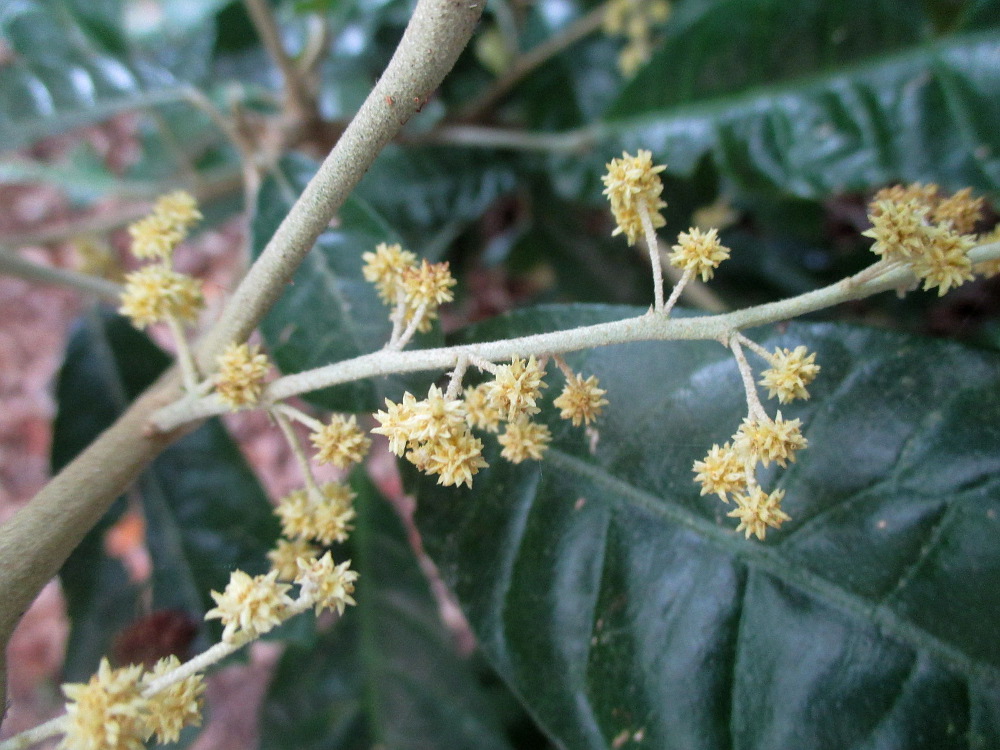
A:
271,408,324,503
638,202,665,311
729,335,768,422
152,239,1000,431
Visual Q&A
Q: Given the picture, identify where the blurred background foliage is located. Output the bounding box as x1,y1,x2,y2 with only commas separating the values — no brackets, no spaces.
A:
3,0,999,747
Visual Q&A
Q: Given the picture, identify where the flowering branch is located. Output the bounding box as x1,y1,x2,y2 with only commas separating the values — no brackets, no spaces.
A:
0,0,485,719
151,240,1000,431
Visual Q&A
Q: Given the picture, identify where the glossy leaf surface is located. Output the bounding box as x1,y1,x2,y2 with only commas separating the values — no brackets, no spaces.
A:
253,155,443,412
53,312,277,672
599,0,1000,197
413,304,1000,749
259,474,514,750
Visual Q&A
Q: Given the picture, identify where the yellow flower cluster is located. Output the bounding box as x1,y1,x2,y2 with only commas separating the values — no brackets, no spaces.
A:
727,487,790,541
553,373,608,427
205,569,294,643
267,537,320,581
486,355,547,421
463,383,502,432
141,656,206,744
310,414,371,468
373,386,488,487
295,552,359,615
498,419,552,463
362,243,456,334
60,657,205,750
275,482,356,546
214,342,271,408
119,191,204,329
692,412,807,540
378,359,611,479
862,183,985,296
602,150,667,246
604,0,671,75
119,266,204,328
669,227,731,281
758,346,820,404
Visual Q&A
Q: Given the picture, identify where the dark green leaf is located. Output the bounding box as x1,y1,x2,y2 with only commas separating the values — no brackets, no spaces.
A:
259,473,515,750
53,311,278,674
354,145,517,258
414,304,1000,749
599,0,1000,197
254,154,443,412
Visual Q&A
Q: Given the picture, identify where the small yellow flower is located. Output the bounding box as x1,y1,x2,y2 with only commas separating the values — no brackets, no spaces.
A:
553,373,608,427
127,214,184,261
141,656,205,744
862,199,934,261
400,259,456,333
215,343,270,408
362,242,417,303
733,412,807,468
153,190,202,233
419,430,489,488
310,414,371,468
602,150,667,246
486,355,548,422
464,383,502,432
119,266,204,328
759,346,820,404
910,225,975,296
692,442,747,501
372,392,421,456
60,659,146,750
205,569,294,643
862,186,981,297
669,227,731,281
727,487,790,540
407,385,468,445
267,537,320,581
498,419,552,464
295,552,359,615
274,483,356,545
931,187,983,234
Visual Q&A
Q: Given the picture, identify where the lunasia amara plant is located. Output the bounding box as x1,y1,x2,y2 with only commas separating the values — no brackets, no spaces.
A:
3,139,997,748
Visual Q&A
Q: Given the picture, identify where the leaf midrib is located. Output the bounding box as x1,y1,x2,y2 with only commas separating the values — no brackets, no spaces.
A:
598,30,997,134
544,447,1000,684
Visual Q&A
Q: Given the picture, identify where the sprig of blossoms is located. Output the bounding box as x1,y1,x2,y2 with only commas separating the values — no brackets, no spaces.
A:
373,385,488,487
362,242,456,344
692,337,818,540
602,150,667,246
862,183,984,296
